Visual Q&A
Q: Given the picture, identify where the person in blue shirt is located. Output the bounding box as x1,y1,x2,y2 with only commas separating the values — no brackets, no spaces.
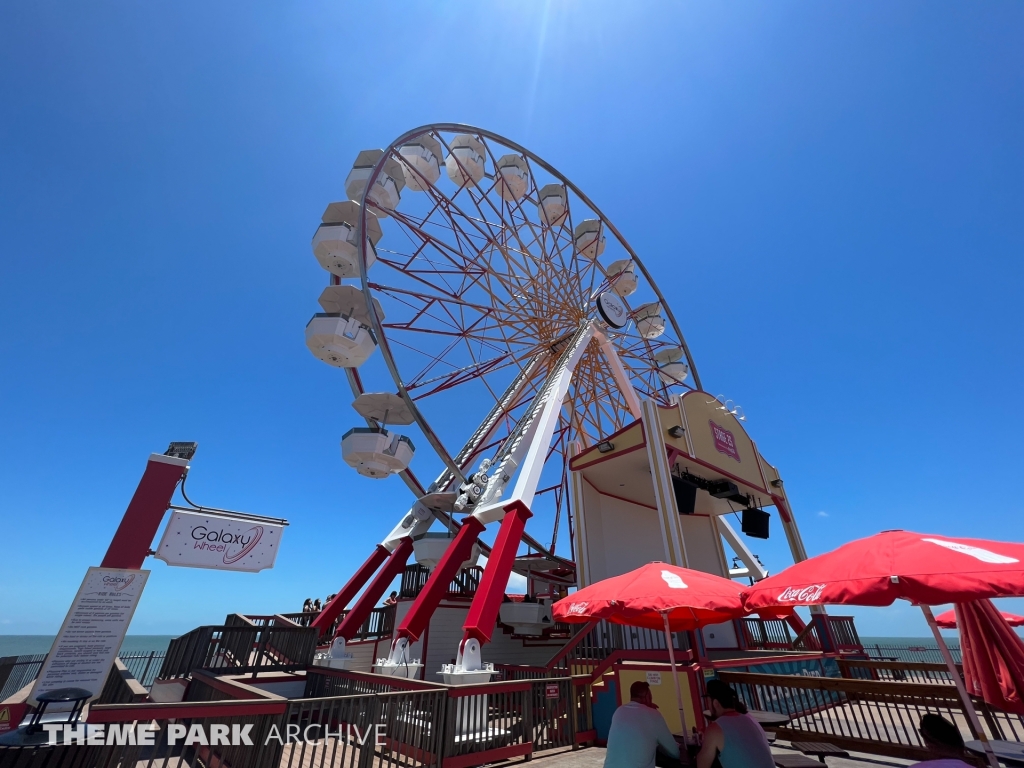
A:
604,681,681,768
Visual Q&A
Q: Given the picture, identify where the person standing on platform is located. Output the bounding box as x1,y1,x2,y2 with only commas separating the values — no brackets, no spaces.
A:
604,680,681,768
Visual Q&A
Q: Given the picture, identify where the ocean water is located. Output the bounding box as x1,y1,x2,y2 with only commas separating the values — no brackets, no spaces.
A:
0,635,176,658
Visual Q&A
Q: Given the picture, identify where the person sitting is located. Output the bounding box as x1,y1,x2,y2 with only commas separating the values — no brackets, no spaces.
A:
912,714,973,767
383,591,398,606
696,680,774,768
604,680,680,768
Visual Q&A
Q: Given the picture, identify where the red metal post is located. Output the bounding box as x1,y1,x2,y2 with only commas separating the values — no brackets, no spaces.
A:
462,500,532,644
101,454,189,570
395,517,486,643
311,544,391,637
785,611,807,634
335,537,414,641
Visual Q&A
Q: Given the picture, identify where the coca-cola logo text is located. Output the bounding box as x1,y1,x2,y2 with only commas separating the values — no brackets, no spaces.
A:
566,602,589,616
777,584,827,603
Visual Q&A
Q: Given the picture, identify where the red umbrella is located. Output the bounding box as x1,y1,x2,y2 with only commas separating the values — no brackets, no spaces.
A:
554,562,746,739
956,601,1024,715
742,530,1024,612
553,561,746,630
741,530,1024,768
936,604,1024,629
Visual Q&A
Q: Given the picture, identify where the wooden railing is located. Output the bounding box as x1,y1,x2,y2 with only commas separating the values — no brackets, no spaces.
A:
305,666,594,765
159,623,318,679
719,669,984,762
829,616,862,650
400,564,483,600
495,618,693,686
739,618,794,649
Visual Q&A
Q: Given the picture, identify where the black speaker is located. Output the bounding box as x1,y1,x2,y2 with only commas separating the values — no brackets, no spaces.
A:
671,475,697,515
741,508,770,539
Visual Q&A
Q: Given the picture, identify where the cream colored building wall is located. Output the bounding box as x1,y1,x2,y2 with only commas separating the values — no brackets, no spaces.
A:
579,480,668,584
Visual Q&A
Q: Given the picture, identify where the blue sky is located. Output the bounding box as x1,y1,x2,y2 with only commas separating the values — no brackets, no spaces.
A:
1,1,1021,639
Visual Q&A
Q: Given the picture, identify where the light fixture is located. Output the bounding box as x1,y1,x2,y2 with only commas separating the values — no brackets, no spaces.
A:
165,442,198,460
667,426,685,439
597,441,614,453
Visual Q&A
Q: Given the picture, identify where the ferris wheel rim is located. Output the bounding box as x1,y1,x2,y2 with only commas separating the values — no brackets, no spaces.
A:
352,122,702,491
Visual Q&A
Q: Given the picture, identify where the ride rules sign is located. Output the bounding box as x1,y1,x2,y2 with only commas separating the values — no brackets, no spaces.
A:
29,567,149,704
155,510,284,572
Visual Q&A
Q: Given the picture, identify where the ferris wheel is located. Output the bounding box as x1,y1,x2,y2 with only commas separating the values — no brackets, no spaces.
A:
304,124,703,676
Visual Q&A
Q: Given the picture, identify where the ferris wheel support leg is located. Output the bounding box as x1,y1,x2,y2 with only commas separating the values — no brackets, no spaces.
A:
457,501,533,672
385,517,486,665
333,537,414,644
311,544,391,638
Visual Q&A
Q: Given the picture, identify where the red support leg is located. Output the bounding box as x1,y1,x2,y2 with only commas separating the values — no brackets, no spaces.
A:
394,517,485,644
462,501,532,644
101,454,189,570
785,611,807,634
335,537,413,641
311,544,391,638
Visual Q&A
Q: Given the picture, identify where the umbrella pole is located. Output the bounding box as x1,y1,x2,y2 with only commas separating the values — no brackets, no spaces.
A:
662,612,690,741
920,604,998,768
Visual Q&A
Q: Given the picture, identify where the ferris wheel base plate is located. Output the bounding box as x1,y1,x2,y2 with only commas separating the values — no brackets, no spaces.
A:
374,661,424,678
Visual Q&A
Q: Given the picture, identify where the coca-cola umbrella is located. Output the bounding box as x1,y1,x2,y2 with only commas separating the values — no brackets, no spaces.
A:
553,562,747,738
955,600,1024,716
936,603,1024,628
741,530,1024,768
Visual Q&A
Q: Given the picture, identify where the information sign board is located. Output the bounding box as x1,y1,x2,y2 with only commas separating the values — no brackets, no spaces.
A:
29,568,148,705
155,509,284,572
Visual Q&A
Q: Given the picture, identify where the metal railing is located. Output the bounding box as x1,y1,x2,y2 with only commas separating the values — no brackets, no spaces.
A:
117,650,166,687
159,624,318,679
400,564,483,600
0,651,167,700
838,658,956,685
864,642,963,664
0,654,47,700
719,669,983,761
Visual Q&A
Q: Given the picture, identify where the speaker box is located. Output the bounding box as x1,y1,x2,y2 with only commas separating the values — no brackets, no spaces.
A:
671,475,697,515
741,508,770,539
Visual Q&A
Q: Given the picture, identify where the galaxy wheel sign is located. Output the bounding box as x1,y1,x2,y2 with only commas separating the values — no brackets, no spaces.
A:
155,510,284,572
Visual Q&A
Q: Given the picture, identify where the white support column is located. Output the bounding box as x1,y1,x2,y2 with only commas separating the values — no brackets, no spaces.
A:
594,328,642,420
472,323,596,525
716,516,769,581
568,441,592,588
641,399,688,567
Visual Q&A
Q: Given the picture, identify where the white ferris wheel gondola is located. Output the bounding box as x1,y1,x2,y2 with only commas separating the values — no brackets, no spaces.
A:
345,149,405,217
398,134,443,192
311,201,381,278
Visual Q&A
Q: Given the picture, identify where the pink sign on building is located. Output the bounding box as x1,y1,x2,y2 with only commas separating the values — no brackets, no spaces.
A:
709,420,741,462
